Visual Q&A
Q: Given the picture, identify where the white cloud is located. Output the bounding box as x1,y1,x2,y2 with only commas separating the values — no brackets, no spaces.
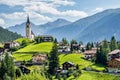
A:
24,4,88,18
0,0,88,27
61,10,88,18
50,0,75,6
0,18,5,25
1,12,51,20
0,0,75,7
93,8,104,13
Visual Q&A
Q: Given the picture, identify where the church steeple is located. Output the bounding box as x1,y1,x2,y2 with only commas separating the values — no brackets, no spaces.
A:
26,15,35,40
27,15,30,24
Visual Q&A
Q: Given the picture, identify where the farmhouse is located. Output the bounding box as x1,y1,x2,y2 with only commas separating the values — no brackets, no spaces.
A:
32,54,47,63
84,48,97,60
4,42,20,49
62,62,75,70
108,49,120,61
71,44,81,52
107,58,120,73
58,43,70,53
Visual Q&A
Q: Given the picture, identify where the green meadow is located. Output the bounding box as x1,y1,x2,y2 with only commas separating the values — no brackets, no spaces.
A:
16,42,53,53
67,71,120,80
15,38,31,44
59,54,105,71
13,42,53,61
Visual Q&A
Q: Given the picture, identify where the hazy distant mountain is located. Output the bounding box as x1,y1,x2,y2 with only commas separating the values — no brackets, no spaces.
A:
7,18,71,36
0,26,22,42
46,8,120,43
7,8,120,43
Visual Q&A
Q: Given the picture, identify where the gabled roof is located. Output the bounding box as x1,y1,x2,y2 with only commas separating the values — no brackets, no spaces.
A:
115,58,120,62
84,50,96,55
62,61,74,65
31,31,35,35
108,49,120,55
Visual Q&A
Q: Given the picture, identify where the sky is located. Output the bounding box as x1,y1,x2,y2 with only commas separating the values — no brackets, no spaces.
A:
0,0,120,28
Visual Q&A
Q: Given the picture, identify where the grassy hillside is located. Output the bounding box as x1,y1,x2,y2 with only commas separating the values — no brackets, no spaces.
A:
59,54,105,71
15,38,31,44
16,42,53,53
67,71,120,80
13,53,33,61
13,42,53,61
78,71,120,80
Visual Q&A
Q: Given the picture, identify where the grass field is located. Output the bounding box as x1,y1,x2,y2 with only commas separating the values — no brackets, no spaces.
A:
77,71,120,80
13,42,53,61
13,53,33,61
16,42,53,53
67,71,120,80
59,54,105,71
15,38,31,44
0,43,3,47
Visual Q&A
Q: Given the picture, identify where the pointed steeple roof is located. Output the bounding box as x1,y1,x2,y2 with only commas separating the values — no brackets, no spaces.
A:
27,15,30,23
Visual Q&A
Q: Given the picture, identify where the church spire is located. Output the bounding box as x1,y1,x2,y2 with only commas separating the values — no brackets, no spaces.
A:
27,15,30,23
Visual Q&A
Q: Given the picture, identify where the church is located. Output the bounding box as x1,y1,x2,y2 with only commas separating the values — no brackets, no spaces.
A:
25,16,53,42
26,16,35,40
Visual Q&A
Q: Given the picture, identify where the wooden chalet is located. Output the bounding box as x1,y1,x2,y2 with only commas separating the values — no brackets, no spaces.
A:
62,62,75,70
107,58,120,73
84,48,97,60
72,44,81,52
108,49,120,61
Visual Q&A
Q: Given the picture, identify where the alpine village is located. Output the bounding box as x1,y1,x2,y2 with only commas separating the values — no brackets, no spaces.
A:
0,1,120,80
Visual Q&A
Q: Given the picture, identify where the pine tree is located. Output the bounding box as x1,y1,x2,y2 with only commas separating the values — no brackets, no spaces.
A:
110,36,118,51
96,39,110,65
62,38,69,45
54,38,58,43
0,53,15,80
71,39,77,44
86,42,92,50
95,48,101,64
48,43,59,75
102,39,110,65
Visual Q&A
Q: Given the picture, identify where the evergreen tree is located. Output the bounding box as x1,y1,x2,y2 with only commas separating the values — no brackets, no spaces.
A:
86,42,92,50
48,43,59,75
54,38,58,43
71,39,77,44
96,39,110,65
110,36,118,51
91,42,94,48
101,39,110,65
95,48,101,64
0,53,15,80
62,38,69,44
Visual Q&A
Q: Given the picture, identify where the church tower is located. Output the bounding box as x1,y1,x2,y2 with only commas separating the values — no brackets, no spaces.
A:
26,15,32,39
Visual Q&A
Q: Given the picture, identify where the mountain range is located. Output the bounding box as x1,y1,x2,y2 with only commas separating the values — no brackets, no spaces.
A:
7,8,120,43
7,19,71,36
